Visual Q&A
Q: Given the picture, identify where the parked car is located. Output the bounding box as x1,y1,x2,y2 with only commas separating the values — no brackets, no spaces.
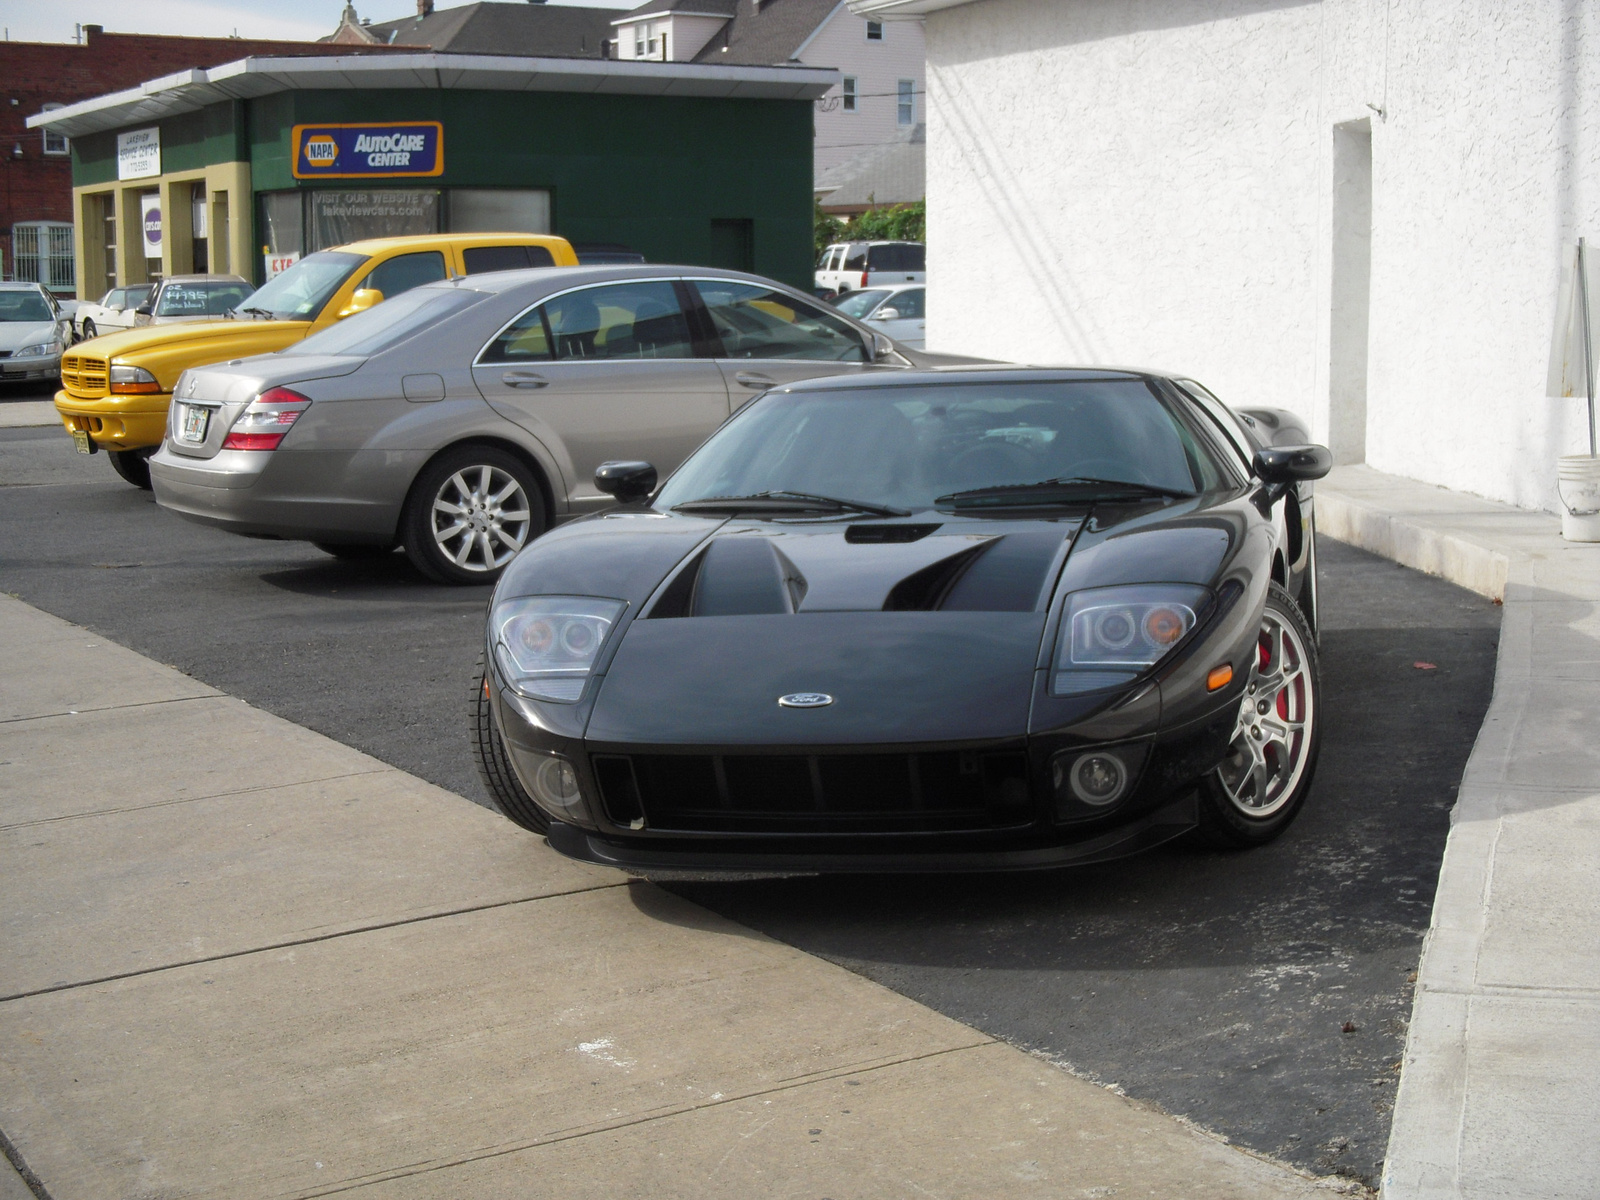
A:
149,265,924,584
54,233,578,489
574,244,647,265
0,282,70,384
815,240,925,297
73,285,153,341
832,282,925,348
133,275,255,328
469,366,1332,874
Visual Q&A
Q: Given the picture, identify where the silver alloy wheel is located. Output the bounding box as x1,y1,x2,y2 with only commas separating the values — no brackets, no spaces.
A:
1214,606,1315,817
429,464,532,574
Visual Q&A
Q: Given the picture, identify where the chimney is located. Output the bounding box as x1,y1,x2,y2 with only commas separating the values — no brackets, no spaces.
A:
418,0,434,15
83,23,103,42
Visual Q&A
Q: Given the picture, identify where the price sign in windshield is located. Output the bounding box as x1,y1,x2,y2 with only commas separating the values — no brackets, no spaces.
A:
291,123,444,180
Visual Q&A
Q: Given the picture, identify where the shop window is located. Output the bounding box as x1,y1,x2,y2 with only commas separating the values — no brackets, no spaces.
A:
40,104,68,156
842,77,857,112
462,245,557,274
260,191,305,279
359,251,447,299
12,222,75,291
311,189,439,253
449,189,551,235
898,79,915,125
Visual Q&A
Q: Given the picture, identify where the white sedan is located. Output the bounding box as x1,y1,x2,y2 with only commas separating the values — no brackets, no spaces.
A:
0,283,70,382
832,282,926,349
74,283,153,341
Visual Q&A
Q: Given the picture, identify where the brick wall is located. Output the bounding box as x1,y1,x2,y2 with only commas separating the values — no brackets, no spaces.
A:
0,27,400,294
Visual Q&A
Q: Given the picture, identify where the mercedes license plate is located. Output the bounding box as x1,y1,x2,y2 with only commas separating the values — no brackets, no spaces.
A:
179,404,210,443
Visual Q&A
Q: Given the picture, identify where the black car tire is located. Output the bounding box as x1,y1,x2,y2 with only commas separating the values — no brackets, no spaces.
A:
81,318,97,340
107,447,155,490
1193,583,1322,849
470,653,550,834
401,444,546,585
313,542,394,560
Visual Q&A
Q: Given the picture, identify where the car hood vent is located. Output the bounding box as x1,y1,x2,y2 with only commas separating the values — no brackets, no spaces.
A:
645,525,1074,618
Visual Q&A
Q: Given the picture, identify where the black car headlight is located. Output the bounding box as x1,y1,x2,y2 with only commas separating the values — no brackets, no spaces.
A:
491,595,625,703
1052,584,1211,695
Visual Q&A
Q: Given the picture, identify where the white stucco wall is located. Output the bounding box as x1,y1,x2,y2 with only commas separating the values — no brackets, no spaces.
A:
805,6,926,174
924,0,1600,511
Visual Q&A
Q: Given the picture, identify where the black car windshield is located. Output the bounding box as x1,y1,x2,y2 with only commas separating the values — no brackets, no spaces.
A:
283,286,487,358
655,379,1230,514
0,291,53,322
243,251,366,320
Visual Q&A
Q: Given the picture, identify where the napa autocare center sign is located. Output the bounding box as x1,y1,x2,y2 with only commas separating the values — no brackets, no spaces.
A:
291,122,444,180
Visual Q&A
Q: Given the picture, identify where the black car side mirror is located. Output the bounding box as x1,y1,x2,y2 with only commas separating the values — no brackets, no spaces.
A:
1251,444,1332,511
595,460,657,504
1252,444,1333,485
134,303,153,316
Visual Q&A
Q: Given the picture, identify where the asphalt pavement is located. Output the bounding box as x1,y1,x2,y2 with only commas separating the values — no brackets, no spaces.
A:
0,424,1501,1188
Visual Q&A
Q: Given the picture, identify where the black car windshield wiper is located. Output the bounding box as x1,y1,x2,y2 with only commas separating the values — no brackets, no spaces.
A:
238,305,277,319
936,476,1196,508
671,490,912,518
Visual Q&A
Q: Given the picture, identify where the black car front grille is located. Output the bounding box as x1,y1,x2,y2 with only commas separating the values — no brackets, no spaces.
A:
592,749,1034,834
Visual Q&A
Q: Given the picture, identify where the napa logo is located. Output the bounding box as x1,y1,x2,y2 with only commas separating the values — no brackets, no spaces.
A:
303,135,340,168
292,122,444,179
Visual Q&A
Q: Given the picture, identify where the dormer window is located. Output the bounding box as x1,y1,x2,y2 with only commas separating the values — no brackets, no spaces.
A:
866,20,883,40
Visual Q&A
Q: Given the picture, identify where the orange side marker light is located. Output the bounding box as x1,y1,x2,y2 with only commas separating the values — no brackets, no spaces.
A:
1206,664,1233,692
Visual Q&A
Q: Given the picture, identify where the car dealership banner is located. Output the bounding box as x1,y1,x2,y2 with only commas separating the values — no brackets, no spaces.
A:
291,123,444,180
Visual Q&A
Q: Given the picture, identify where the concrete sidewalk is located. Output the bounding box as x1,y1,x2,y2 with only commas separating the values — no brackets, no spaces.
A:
0,402,57,429
0,593,1340,1199
1317,466,1600,1200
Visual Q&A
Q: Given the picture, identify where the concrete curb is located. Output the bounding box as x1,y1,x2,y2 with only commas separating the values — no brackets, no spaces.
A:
1314,476,1509,603
1316,467,1600,1199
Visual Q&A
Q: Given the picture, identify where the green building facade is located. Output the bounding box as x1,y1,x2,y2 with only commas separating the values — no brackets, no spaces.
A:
45,54,833,297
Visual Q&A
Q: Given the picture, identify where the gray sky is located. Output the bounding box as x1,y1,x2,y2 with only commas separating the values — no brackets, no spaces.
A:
0,0,637,45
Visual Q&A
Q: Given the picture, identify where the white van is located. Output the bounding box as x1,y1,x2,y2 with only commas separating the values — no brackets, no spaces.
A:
815,241,925,297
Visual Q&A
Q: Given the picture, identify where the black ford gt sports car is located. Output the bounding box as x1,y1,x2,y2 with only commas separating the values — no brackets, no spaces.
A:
471,368,1332,875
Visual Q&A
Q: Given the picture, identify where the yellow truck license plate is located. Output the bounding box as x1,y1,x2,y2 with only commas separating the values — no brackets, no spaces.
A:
72,430,92,454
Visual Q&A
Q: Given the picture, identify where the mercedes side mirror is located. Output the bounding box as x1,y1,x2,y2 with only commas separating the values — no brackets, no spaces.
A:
1252,444,1333,485
336,288,384,320
595,460,657,504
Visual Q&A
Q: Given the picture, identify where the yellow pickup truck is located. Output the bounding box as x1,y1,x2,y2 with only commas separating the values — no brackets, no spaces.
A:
56,232,578,488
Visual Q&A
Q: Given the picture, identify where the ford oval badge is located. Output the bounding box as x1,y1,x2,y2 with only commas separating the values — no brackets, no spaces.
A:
778,692,833,709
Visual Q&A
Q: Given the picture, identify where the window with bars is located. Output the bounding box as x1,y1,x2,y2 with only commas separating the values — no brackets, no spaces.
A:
12,223,75,291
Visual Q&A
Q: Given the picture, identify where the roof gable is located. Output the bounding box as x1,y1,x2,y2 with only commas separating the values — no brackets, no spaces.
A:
690,0,843,65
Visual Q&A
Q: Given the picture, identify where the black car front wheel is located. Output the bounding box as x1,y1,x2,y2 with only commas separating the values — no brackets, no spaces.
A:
470,654,550,834
1194,583,1321,847
402,445,545,585
107,447,155,490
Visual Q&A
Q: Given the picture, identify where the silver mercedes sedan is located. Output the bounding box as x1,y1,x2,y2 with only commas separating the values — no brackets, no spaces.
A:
149,266,928,584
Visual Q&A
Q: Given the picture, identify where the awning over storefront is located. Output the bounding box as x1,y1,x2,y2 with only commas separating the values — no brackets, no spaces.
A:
29,52,839,140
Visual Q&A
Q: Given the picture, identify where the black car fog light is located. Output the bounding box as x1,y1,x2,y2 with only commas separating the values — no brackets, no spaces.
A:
1068,754,1127,805
527,752,587,820
1050,743,1148,820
